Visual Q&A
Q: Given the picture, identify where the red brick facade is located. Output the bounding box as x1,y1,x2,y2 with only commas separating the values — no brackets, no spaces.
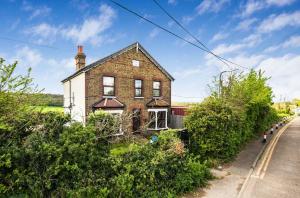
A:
84,43,173,131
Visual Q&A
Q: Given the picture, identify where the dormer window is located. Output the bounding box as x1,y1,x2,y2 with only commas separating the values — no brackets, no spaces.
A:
103,76,115,96
132,60,140,67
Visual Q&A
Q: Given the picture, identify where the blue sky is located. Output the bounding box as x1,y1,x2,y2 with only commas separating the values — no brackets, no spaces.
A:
1,0,300,102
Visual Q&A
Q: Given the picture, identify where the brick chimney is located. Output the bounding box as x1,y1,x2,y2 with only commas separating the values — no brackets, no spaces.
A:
75,45,86,71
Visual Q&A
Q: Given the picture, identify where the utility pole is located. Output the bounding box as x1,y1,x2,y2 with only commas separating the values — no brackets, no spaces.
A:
218,69,238,98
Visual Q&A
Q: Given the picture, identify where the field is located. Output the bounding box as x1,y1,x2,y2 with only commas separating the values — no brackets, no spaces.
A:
32,106,64,113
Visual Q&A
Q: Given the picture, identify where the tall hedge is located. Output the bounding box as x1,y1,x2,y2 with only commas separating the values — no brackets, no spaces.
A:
184,70,279,162
1,111,211,197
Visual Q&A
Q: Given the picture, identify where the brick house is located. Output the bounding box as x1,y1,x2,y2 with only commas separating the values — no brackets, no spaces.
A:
62,42,174,133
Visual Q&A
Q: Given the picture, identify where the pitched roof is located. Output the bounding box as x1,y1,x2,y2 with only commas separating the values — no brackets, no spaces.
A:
146,98,170,107
61,42,175,82
92,98,125,109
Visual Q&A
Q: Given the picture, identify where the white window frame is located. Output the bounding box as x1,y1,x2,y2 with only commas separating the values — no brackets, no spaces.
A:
104,109,124,135
132,60,140,67
147,108,168,130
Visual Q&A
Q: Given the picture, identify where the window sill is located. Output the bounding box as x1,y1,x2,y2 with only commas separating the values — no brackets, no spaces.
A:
134,96,144,99
111,132,124,136
153,96,162,99
147,127,168,131
103,96,116,98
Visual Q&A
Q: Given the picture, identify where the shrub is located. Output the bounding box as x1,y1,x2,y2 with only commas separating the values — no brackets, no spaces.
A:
184,70,279,163
87,110,121,137
1,114,211,198
108,130,211,198
184,99,245,161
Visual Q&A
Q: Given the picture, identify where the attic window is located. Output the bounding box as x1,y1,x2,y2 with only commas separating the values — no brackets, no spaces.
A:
132,60,140,67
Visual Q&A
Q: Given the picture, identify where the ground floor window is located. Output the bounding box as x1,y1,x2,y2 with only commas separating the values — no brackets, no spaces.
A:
147,109,168,130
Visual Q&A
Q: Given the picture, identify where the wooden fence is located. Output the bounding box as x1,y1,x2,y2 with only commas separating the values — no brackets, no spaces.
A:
169,114,184,129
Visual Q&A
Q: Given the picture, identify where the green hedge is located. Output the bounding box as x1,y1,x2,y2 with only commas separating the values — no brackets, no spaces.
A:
1,112,211,197
184,70,280,162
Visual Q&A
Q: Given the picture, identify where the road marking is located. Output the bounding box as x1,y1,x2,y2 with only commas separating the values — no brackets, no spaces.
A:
256,121,292,179
237,118,294,198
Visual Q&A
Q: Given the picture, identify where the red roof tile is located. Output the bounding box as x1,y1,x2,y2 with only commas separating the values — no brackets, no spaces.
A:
93,98,124,109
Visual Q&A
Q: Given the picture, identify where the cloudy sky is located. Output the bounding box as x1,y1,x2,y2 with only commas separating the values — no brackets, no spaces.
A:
1,0,300,102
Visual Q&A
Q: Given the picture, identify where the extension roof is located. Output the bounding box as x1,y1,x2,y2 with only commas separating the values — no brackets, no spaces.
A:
146,98,170,107
61,42,175,83
92,98,125,109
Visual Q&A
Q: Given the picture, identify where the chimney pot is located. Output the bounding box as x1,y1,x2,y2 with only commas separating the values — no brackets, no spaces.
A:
78,45,83,53
75,45,86,71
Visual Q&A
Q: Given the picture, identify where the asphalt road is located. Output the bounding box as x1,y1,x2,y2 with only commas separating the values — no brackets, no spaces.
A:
241,117,300,198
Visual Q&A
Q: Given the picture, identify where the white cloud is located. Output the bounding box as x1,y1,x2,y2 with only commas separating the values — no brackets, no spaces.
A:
26,4,117,46
173,67,202,79
240,0,295,17
266,0,295,7
258,11,300,33
264,46,279,53
212,43,246,56
0,45,97,94
149,28,160,39
235,18,257,31
70,0,90,11
212,32,229,42
181,15,195,25
196,0,229,15
181,0,229,24
264,35,300,52
12,46,42,67
30,6,51,20
168,0,177,5
167,20,175,27
205,33,262,71
10,18,20,31
282,35,300,48
25,23,60,44
243,33,262,46
47,58,74,69
241,0,265,17
61,4,116,45
228,54,265,68
22,1,51,20
257,54,300,100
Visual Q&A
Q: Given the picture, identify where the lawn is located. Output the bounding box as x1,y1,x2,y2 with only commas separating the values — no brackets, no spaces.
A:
31,106,64,113
110,142,141,156
110,137,148,156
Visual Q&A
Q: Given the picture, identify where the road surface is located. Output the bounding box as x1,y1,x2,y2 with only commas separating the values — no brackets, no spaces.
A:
241,117,300,198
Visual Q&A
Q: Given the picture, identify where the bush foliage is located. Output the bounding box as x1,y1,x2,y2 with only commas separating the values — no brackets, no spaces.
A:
1,114,211,197
184,70,280,162
1,58,282,197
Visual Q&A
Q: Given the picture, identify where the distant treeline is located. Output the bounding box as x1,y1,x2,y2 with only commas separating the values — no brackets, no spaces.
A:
30,93,64,107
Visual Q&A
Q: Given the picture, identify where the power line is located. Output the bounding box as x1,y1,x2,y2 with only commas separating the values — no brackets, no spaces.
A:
110,0,250,71
152,0,232,69
109,1,230,64
152,0,250,70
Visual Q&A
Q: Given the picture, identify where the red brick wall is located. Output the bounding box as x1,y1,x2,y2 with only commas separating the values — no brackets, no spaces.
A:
85,47,172,128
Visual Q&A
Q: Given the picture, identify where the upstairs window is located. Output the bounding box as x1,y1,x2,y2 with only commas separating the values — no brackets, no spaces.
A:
135,79,143,97
103,76,115,96
153,81,161,97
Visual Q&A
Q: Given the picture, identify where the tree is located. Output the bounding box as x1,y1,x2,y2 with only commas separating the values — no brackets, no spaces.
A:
185,70,278,162
0,58,37,129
